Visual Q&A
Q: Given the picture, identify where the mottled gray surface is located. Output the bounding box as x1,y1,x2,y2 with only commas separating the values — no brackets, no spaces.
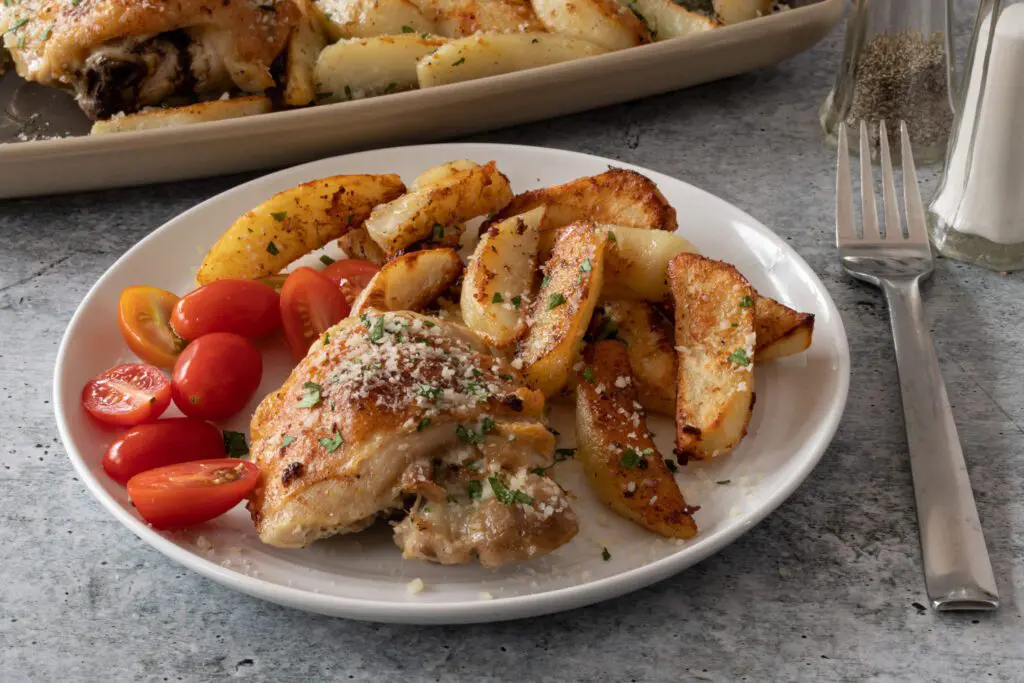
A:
3,5,1023,682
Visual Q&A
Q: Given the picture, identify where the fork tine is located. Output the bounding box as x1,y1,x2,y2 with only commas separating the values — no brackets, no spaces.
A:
859,120,880,241
836,122,857,246
878,120,903,240
900,121,928,245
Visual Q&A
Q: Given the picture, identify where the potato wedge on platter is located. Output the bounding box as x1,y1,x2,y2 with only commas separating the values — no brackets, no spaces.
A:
314,35,449,103
315,0,436,40
531,0,651,50
190,161,817,545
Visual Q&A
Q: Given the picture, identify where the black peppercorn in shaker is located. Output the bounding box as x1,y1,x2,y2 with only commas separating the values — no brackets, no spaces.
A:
820,0,955,165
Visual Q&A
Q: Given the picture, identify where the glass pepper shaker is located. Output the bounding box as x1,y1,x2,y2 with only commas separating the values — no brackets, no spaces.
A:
928,0,1024,271
820,0,956,166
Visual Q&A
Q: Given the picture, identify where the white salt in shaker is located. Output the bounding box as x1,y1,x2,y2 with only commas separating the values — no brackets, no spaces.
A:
929,0,1024,271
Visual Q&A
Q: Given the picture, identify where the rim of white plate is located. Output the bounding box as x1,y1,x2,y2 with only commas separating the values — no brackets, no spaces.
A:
54,143,850,624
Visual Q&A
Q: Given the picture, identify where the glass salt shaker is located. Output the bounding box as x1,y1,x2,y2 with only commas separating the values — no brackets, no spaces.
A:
929,0,1024,271
820,0,956,165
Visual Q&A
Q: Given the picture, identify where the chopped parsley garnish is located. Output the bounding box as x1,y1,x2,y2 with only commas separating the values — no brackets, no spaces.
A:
489,476,533,506
418,384,441,401
727,349,751,366
665,459,678,473
282,435,296,447
368,316,385,342
266,241,280,255
401,24,415,32
382,82,398,94
472,368,483,378
41,25,53,40
315,91,333,100
511,295,522,309
5,18,28,34
601,547,611,561
492,292,503,303
432,223,445,240
554,448,576,462
319,431,344,452
322,331,330,345
590,315,618,342
320,254,336,266
547,292,566,310
619,448,641,468
452,57,466,66
499,373,513,381
417,417,431,432
739,295,755,309
627,0,647,24
540,275,551,289
189,396,199,405
641,447,654,456
223,431,249,458
299,381,323,408
582,367,596,384
423,320,435,328
465,459,481,471
456,418,494,445
467,480,483,500
344,85,353,100
270,211,287,222
531,37,539,44
481,416,495,434
607,230,617,242
717,480,732,485
580,258,592,273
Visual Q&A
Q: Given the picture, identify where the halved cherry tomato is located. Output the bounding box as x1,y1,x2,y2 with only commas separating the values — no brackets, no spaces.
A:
322,259,380,308
172,332,263,421
127,459,259,529
118,286,182,368
280,267,349,360
82,363,171,427
103,418,225,484
170,279,281,341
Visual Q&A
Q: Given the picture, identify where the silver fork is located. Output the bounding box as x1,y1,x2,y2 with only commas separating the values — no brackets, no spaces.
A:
836,120,999,611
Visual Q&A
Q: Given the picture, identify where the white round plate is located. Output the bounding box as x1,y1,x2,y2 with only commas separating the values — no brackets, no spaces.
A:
54,143,849,624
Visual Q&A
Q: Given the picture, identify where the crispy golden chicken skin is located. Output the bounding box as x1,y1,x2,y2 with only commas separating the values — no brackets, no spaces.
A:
247,310,578,567
0,0,299,118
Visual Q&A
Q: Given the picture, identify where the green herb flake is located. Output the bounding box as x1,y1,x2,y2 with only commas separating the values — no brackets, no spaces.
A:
266,241,280,255
467,480,483,500
41,24,53,40
601,547,611,561
727,348,751,366
499,373,513,381
489,476,533,506
344,85,353,100
189,396,199,405
511,295,522,309
432,223,445,240
547,292,566,310
320,254,336,266
423,320,436,328
282,435,296,447
383,82,398,94
5,18,28,34
452,57,466,66
492,292,503,304
739,295,755,309
481,416,495,435
607,230,617,242
582,367,596,384
321,331,330,345
465,459,481,471
223,431,249,458
619,448,641,468
315,91,333,100
270,211,287,222
319,431,344,452
418,384,441,401
368,316,385,342
540,275,551,289
401,24,415,32
580,258,592,273
417,417,432,432
665,459,678,473
299,381,323,408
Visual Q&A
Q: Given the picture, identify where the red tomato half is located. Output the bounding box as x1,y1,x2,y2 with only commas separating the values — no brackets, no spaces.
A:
127,459,259,529
103,418,225,484
118,286,182,368
171,279,281,341
82,364,171,427
172,333,263,421
280,267,349,361
322,259,380,308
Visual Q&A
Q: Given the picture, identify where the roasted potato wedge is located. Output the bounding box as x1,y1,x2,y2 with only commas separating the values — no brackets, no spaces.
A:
314,0,436,39
517,222,606,396
575,341,698,539
90,97,271,135
197,174,406,285
601,224,698,301
461,207,545,347
409,0,545,36
283,0,328,106
755,296,815,361
364,160,512,255
531,0,651,50
714,0,773,24
600,300,676,415
337,227,388,264
617,0,719,40
668,253,756,459
411,159,480,190
494,169,678,235
314,35,447,102
351,248,463,316
416,34,608,88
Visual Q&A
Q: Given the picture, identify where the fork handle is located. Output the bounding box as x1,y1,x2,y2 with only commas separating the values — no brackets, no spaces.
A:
882,279,999,611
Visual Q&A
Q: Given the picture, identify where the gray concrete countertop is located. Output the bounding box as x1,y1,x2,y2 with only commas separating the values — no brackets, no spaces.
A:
2,5,1022,681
